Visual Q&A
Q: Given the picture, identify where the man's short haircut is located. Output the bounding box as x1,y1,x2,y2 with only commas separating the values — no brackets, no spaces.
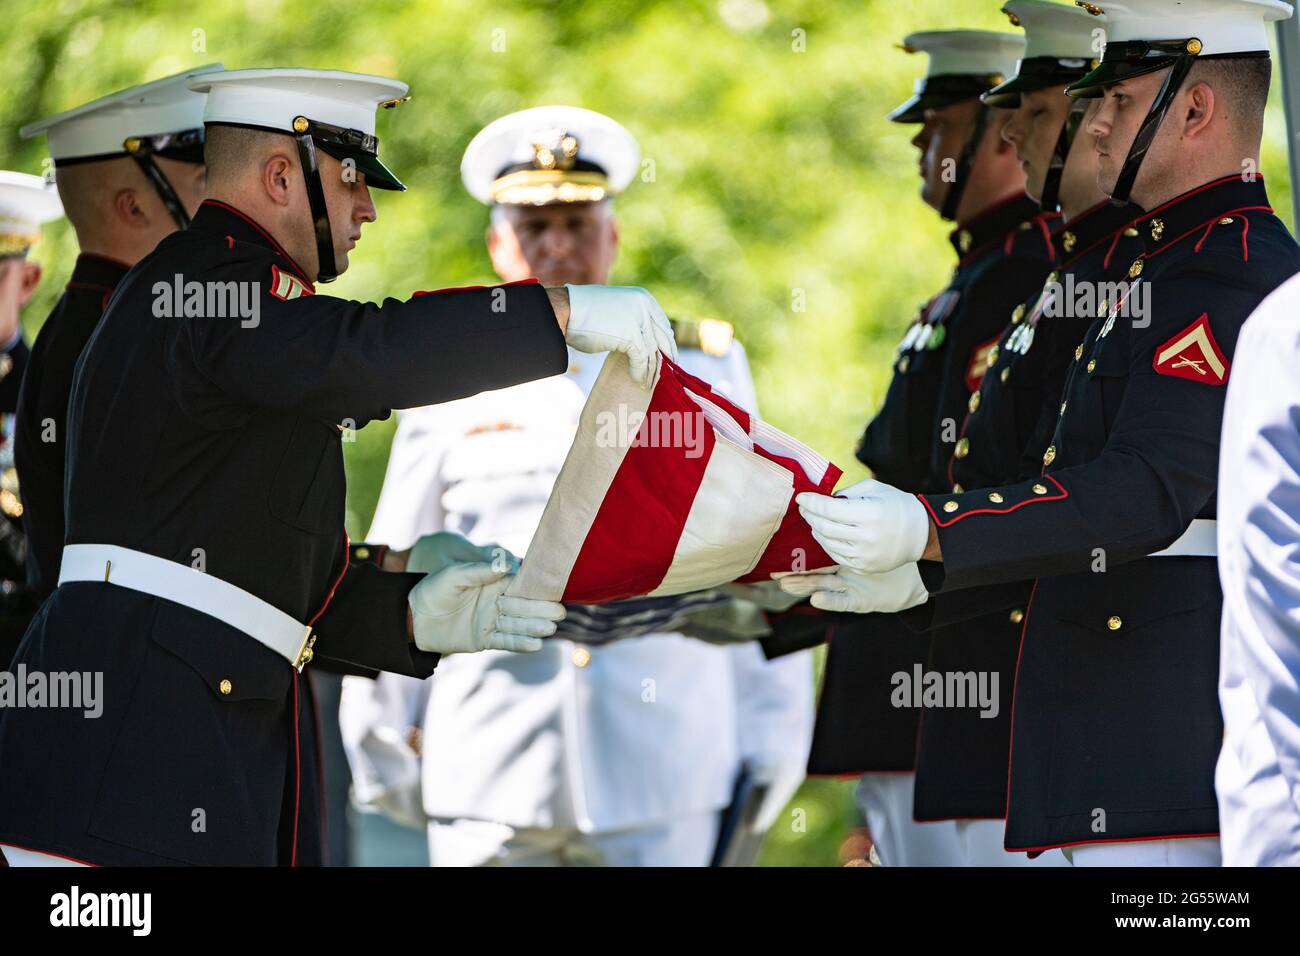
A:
204,123,293,186
1188,56,1272,141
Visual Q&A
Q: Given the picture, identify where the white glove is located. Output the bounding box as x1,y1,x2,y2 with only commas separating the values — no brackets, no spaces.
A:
408,562,565,655
564,284,678,388
777,562,929,614
407,531,518,576
795,478,931,574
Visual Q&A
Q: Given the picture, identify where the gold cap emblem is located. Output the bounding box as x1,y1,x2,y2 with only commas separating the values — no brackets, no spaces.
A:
292,116,310,134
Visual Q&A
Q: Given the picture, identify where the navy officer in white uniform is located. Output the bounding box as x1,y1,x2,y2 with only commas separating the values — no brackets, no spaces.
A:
341,106,814,867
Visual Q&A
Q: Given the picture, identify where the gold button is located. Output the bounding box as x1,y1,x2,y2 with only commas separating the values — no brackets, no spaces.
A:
1075,344,1083,361
954,437,970,459
968,391,981,413
293,115,310,133
1046,271,1060,286
1128,258,1144,278
1123,226,1139,238
355,546,370,560
1087,358,1097,373
1000,367,1010,384
1186,38,1202,54
1043,445,1056,466
1009,609,1024,624
572,647,592,668
1219,217,1234,226
988,492,1004,504
986,345,1000,369
1107,615,1123,631
1011,304,1025,324
952,483,964,493
943,500,959,513
898,356,911,373
219,679,232,695
1032,483,1048,495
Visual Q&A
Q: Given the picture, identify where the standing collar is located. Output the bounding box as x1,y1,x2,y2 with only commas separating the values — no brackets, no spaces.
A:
1129,175,1272,257
949,193,1041,260
67,252,131,294
1055,200,1143,265
189,199,315,286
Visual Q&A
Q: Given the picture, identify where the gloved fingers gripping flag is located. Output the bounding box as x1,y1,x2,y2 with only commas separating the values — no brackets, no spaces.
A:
507,351,841,605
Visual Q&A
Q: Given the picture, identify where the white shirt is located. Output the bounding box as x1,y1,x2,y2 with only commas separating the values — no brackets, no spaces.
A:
1216,274,1300,866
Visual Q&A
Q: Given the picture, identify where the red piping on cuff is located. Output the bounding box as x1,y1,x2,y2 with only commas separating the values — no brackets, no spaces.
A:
917,475,1068,528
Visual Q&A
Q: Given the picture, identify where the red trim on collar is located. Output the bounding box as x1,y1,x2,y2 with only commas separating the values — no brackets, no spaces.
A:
200,199,314,285
1145,206,1272,261
1140,173,1262,221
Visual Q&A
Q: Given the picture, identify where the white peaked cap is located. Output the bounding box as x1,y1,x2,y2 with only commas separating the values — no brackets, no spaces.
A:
1086,0,1292,56
0,171,63,255
902,30,1027,79
1004,0,1106,60
461,105,640,205
21,64,223,162
188,68,409,137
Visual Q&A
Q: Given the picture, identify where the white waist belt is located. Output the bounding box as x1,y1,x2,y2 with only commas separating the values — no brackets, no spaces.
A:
1149,518,1217,558
58,544,315,670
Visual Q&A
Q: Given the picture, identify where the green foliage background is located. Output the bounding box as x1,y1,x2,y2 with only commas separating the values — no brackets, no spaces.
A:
0,0,1294,866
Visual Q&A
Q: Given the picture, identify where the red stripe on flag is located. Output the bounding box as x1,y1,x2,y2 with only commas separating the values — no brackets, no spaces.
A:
563,366,717,603
737,449,840,582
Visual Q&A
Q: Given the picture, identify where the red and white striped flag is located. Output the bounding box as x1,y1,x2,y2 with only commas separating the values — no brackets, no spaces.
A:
509,352,841,604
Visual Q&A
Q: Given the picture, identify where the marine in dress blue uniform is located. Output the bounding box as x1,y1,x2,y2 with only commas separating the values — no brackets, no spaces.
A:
14,68,216,643
906,2,1142,864
793,0,1300,866
0,172,62,665
0,68,670,866
775,29,1057,866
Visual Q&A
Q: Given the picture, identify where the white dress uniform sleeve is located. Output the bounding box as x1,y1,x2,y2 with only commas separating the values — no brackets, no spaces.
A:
366,406,454,549
339,672,431,829
727,641,814,832
719,340,813,831
1216,279,1300,866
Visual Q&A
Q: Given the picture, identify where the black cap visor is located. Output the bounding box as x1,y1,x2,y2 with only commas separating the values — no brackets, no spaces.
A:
982,57,1095,108
888,73,1007,123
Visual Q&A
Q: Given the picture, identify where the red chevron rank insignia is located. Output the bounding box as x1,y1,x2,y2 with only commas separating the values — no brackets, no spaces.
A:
1153,314,1229,385
269,264,314,301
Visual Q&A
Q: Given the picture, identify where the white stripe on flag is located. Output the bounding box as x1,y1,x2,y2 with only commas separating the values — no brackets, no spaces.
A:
649,438,792,596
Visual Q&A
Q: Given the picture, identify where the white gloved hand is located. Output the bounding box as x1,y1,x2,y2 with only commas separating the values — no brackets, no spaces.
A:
408,562,565,655
407,531,519,576
564,284,678,388
795,478,931,574
777,562,929,614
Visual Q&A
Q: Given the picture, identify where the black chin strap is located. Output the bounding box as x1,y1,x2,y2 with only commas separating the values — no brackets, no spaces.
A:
941,105,990,222
1110,55,1198,206
130,155,191,230
1040,99,1087,212
293,131,339,283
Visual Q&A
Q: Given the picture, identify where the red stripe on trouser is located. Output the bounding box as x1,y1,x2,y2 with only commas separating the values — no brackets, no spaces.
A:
563,367,717,603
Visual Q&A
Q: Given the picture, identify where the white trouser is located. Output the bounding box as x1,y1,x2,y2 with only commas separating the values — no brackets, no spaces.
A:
426,813,723,867
854,773,964,867
1062,837,1222,867
1,844,90,867
954,820,1068,867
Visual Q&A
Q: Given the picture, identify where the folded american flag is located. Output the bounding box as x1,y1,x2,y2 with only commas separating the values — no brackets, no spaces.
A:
509,352,840,604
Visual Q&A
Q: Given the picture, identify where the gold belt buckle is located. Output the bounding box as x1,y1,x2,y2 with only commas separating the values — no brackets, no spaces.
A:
294,629,317,672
